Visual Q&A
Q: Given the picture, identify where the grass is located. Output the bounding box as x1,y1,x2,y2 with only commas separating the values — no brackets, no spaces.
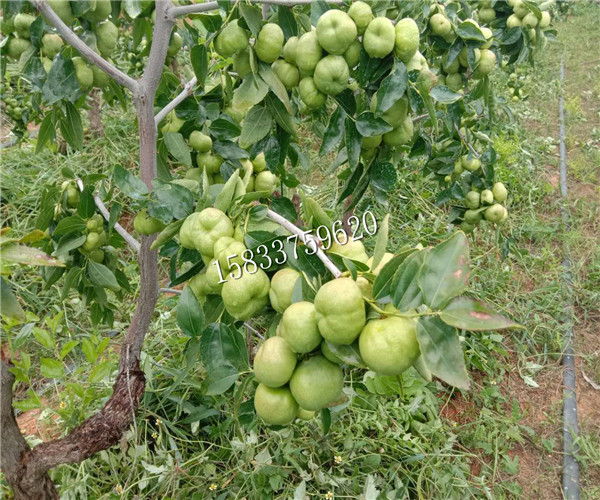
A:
2,4,600,499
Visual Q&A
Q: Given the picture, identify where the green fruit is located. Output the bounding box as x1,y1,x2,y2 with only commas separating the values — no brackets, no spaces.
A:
269,268,301,313
430,13,452,36
72,57,94,90
297,408,316,420
478,8,496,24
474,49,496,77
213,235,245,272
484,203,506,223
283,36,298,65
442,53,460,74
299,77,327,109
88,249,105,263
232,48,252,77
14,13,35,39
215,20,249,57
313,55,349,96
362,134,382,149
252,152,266,173
348,1,373,35
254,384,298,425
179,208,234,255
417,68,438,93
343,39,361,69
189,131,212,152
481,189,494,205
196,152,223,175
289,355,344,411
320,340,343,364
462,155,481,172
279,301,322,353
359,315,420,375
66,186,80,207
383,116,413,147
295,31,323,76
7,38,32,59
481,27,494,49
492,182,508,202
95,21,119,57
47,0,74,25
539,11,551,28
255,23,284,63
272,59,300,89
464,209,482,224
222,267,270,320
522,12,538,29
460,221,475,233
465,191,480,209
253,336,297,388
446,72,463,91
134,209,166,235
255,170,278,194
83,0,111,23
167,32,182,57
316,9,357,55
363,17,395,58
184,168,204,182
92,65,110,88
82,232,101,252
459,47,480,68
394,18,420,62
41,33,63,58
172,178,200,194
314,278,366,344
506,14,522,28
328,238,369,264
189,272,210,299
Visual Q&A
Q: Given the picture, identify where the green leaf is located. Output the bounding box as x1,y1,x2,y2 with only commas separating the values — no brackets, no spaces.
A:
35,114,56,154
163,132,192,166
77,186,96,219
239,105,272,148
53,215,86,236
59,340,79,360
375,62,408,113
211,116,242,141
278,5,298,38
369,162,397,192
113,165,148,201
455,20,487,42
391,249,426,311
33,328,54,350
321,407,332,435
148,182,195,223
61,267,82,300
258,63,291,113
89,360,113,383
324,341,365,367
40,358,65,379
191,44,208,87
150,219,184,250
177,286,205,338
60,101,83,150
266,93,296,136
54,234,87,256
233,74,269,109
201,323,249,395
123,0,142,18
0,278,25,321
370,214,389,272
239,3,263,36
22,55,46,91
419,231,470,310
440,297,522,331
87,261,120,292
345,119,361,169
372,249,415,299
42,54,79,105
356,111,393,137
430,85,463,104
416,316,470,390
214,169,240,213
193,14,223,32
319,106,346,156
1,244,65,267
81,338,97,363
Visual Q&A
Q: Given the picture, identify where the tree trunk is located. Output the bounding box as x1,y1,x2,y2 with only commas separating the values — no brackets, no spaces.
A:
88,89,105,137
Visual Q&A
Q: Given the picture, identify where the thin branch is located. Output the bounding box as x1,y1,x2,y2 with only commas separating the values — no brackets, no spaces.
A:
31,0,138,92
264,208,342,278
169,0,343,18
154,76,198,127
160,287,182,294
454,123,481,159
76,179,141,253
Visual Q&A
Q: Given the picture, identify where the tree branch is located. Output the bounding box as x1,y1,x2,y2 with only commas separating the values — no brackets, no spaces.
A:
30,0,138,92
154,76,198,128
75,179,141,253
169,0,343,18
264,208,342,278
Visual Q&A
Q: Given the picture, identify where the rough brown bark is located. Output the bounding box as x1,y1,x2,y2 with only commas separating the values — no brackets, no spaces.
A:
88,89,105,137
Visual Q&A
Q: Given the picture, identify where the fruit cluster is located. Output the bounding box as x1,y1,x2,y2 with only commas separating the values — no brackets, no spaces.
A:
460,181,509,233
